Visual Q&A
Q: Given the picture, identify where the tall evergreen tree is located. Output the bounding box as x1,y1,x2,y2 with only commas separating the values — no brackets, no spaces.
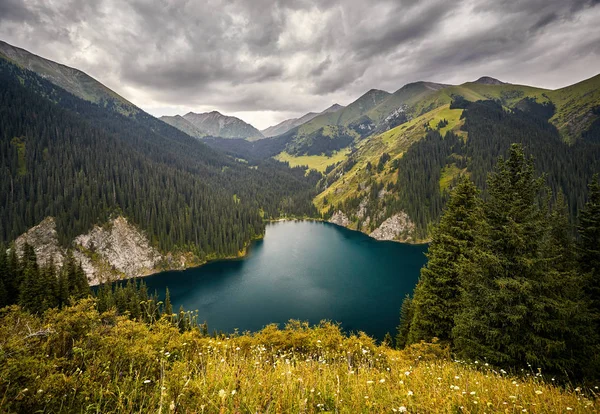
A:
164,287,173,318
395,295,413,349
578,174,600,327
453,144,580,374
408,176,479,344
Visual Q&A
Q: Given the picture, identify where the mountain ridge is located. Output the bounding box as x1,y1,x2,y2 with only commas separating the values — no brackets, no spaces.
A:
182,110,264,140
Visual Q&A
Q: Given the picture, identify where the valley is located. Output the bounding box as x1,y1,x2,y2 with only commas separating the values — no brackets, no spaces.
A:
1,0,600,410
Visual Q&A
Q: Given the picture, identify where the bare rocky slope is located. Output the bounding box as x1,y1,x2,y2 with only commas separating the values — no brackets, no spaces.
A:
13,216,174,285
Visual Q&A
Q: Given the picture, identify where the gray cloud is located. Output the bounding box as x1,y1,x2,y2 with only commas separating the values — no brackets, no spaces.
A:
0,0,599,128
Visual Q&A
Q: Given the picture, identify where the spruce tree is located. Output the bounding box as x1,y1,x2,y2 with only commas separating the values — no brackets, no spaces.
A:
395,295,413,349
578,174,600,326
164,287,173,318
408,176,479,344
453,144,575,373
540,193,597,377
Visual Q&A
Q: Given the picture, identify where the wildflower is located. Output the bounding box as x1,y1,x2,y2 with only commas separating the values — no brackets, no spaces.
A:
470,391,476,395
379,379,385,383
218,389,226,399
455,376,460,380
407,390,414,396
535,390,542,395
399,407,407,413
231,390,236,395
405,371,411,376
143,380,151,384
367,381,374,384
37,389,43,394
235,347,241,351
566,408,573,411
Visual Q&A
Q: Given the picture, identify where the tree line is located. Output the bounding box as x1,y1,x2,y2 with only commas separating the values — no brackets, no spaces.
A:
397,144,600,381
0,244,202,332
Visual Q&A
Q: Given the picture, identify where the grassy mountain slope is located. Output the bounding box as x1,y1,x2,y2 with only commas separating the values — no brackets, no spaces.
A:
316,74,600,241
159,115,207,139
366,81,450,124
541,73,600,142
315,104,465,217
261,104,345,138
1,300,595,413
0,40,139,116
298,89,390,135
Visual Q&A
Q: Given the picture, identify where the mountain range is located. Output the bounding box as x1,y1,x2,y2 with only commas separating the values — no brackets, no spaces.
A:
261,104,345,137
1,38,600,271
161,111,264,140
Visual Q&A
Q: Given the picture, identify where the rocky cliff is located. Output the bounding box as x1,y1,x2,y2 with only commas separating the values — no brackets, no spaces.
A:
369,213,415,242
328,207,416,243
14,217,65,268
13,216,165,285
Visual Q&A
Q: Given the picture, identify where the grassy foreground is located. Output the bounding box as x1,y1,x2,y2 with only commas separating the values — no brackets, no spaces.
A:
0,300,597,413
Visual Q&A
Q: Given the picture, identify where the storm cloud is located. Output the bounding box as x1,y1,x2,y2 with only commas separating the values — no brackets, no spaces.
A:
1,0,599,128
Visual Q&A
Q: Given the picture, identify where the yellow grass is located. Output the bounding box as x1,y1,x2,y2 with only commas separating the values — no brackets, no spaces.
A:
275,149,351,173
0,300,597,413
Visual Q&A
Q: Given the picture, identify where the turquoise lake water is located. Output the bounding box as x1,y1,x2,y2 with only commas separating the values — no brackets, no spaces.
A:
142,220,427,340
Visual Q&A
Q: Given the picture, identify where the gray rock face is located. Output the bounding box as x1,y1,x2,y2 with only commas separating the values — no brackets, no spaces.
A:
369,212,415,242
74,216,162,284
329,211,350,227
14,216,163,285
14,217,65,267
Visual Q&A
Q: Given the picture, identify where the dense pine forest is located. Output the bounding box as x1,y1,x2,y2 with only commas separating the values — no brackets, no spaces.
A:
0,57,319,259
398,144,600,381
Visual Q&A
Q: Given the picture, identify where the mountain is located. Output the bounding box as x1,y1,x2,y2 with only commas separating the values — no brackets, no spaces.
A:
473,76,506,85
315,74,600,241
0,40,139,116
182,111,264,140
261,104,344,138
0,42,319,282
159,115,207,139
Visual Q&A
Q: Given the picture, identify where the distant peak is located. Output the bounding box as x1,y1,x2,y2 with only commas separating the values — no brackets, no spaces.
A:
474,76,506,85
323,103,344,113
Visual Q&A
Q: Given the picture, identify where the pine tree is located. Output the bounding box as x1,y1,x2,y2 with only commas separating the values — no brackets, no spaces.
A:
540,193,597,377
0,247,8,308
395,295,413,349
453,144,574,373
18,244,45,314
408,176,479,344
164,287,173,319
578,174,600,327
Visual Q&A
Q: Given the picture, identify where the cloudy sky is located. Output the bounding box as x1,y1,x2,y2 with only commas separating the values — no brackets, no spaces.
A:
1,0,599,129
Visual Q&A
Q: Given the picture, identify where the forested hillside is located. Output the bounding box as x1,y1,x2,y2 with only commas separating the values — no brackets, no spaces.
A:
398,145,600,382
0,56,319,262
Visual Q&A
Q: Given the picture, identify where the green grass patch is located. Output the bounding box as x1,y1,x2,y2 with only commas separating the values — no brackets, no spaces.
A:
275,149,351,172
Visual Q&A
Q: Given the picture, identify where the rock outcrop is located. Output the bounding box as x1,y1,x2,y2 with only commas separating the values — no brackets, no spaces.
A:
74,216,162,285
14,217,66,267
369,212,415,242
13,216,163,285
329,211,350,227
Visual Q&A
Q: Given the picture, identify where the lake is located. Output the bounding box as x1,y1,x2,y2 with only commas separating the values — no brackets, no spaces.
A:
143,220,428,340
